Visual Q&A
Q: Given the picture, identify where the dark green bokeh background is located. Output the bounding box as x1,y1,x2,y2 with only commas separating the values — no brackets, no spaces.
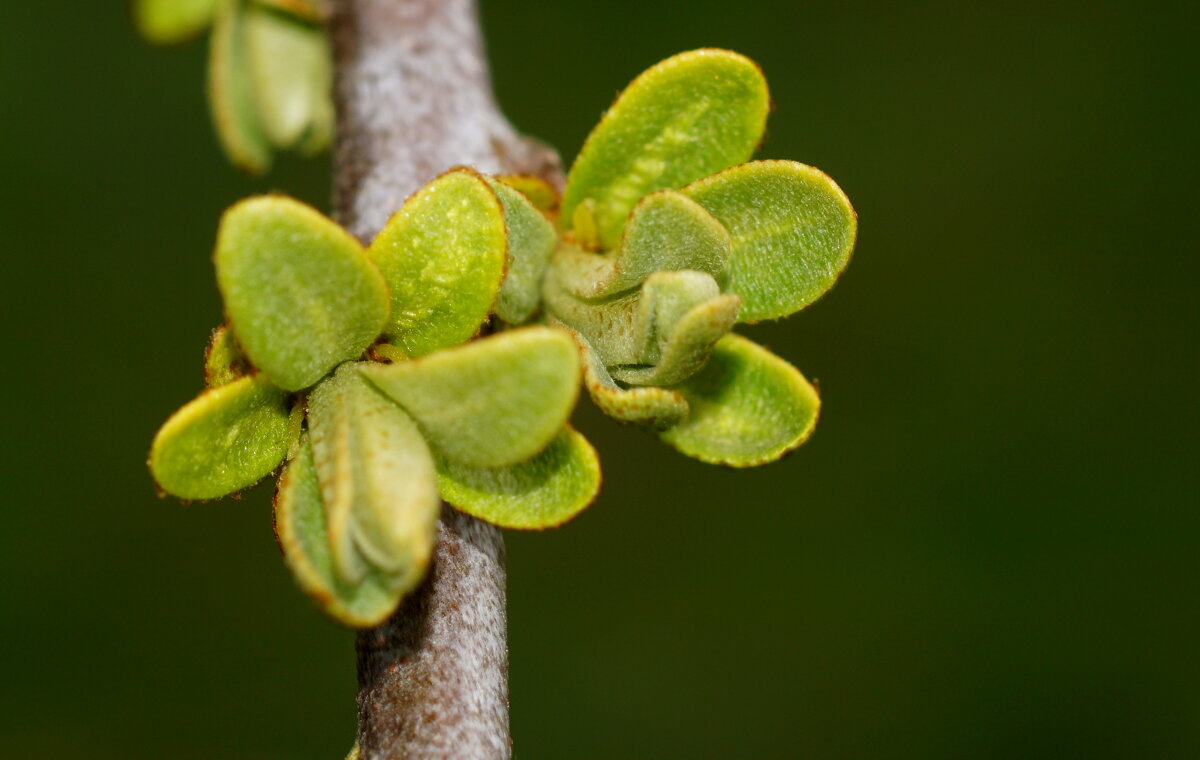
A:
2,2,1197,757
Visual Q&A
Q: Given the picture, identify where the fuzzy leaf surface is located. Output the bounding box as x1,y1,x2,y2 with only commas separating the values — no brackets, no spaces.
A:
204,324,251,387
136,0,217,43
150,374,291,499
215,196,389,392
660,334,820,466
275,435,404,627
361,327,580,469
486,178,557,324
560,49,769,249
306,364,439,589
437,427,600,529
369,169,507,356
497,175,560,214
683,160,857,321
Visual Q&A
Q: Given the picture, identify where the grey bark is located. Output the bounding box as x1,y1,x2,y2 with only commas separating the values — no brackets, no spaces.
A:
329,1,561,758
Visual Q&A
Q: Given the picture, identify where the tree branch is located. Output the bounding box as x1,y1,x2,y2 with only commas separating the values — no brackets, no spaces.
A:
329,1,561,758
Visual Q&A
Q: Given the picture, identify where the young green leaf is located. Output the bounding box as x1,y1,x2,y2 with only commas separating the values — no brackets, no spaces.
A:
485,178,557,324
542,265,644,365
135,0,218,44
633,269,723,365
150,374,291,499
204,324,251,387
368,169,507,357
497,175,560,215
559,324,689,429
683,160,857,322
560,49,769,249
306,364,439,589
252,0,324,22
274,435,406,627
215,195,389,392
244,4,333,153
557,191,731,300
208,0,272,173
360,327,580,469
437,427,600,529
659,334,821,466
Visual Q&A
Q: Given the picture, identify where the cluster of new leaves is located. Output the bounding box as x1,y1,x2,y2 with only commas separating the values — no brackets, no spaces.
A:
134,0,333,172
151,170,600,626
149,48,856,628
544,49,857,465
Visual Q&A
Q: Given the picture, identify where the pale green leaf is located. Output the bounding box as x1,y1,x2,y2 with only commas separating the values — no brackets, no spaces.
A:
204,324,251,387
632,269,723,365
150,374,291,499
274,435,405,628
542,262,643,365
135,0,217,44
559,323,688,429
306,364,439,589
244,4,333,152
208,0,272,173
361,327,580,469
437,427,600,529
612,284,740,387
683,160,857,322
659,334,821,466
368,169,507,357
556,191,731,300
560,49,769,249
497,175,560,215
215,195,389,392
485,178,557,324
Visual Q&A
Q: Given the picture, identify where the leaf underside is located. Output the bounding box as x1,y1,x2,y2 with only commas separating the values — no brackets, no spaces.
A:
150,374,291,499
486,178,557,324
659,334,821,466
560,48,769,249
361,326,580,469
275,435,405,627
437,426,601,529
215,195,389,392
208,0,272,173
368,168,508,357
204,324,251,387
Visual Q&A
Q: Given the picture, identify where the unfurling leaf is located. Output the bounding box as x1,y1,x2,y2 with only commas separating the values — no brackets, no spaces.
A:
560,325,689,429
486,178,557,324
215,196,389,392
560,49,769,249
659,334,821,466
306,364,439,591
683,160,857,322
244,4,333,155
274,435,405,627
361,327,580,469
136,0,218,44
150,374,291,499
497,175,560,214
204,324,251,387
368,169,507,357
208,0,272,173
437,427,601,529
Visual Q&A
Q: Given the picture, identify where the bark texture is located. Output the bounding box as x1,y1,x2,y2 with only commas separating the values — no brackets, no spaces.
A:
329,1,561,758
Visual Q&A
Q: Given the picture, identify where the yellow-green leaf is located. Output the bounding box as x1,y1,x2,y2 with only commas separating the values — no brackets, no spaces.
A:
361,327,580,469
485,178,557,324
497,175,560,215
560,49,769,249
559,323,688,430
683,160,857,322
306,364,439,590
204,324,250,387
135,0,217,44
244,4,333,153
659,334,820,466
437,427,600,529
150,374,291,499
368,169,507,357
208,0,272,173
274,435,405,628
252,0,323,22
215,195,389,392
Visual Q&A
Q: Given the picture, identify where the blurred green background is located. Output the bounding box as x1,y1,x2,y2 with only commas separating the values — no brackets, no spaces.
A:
2,1,1197,758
